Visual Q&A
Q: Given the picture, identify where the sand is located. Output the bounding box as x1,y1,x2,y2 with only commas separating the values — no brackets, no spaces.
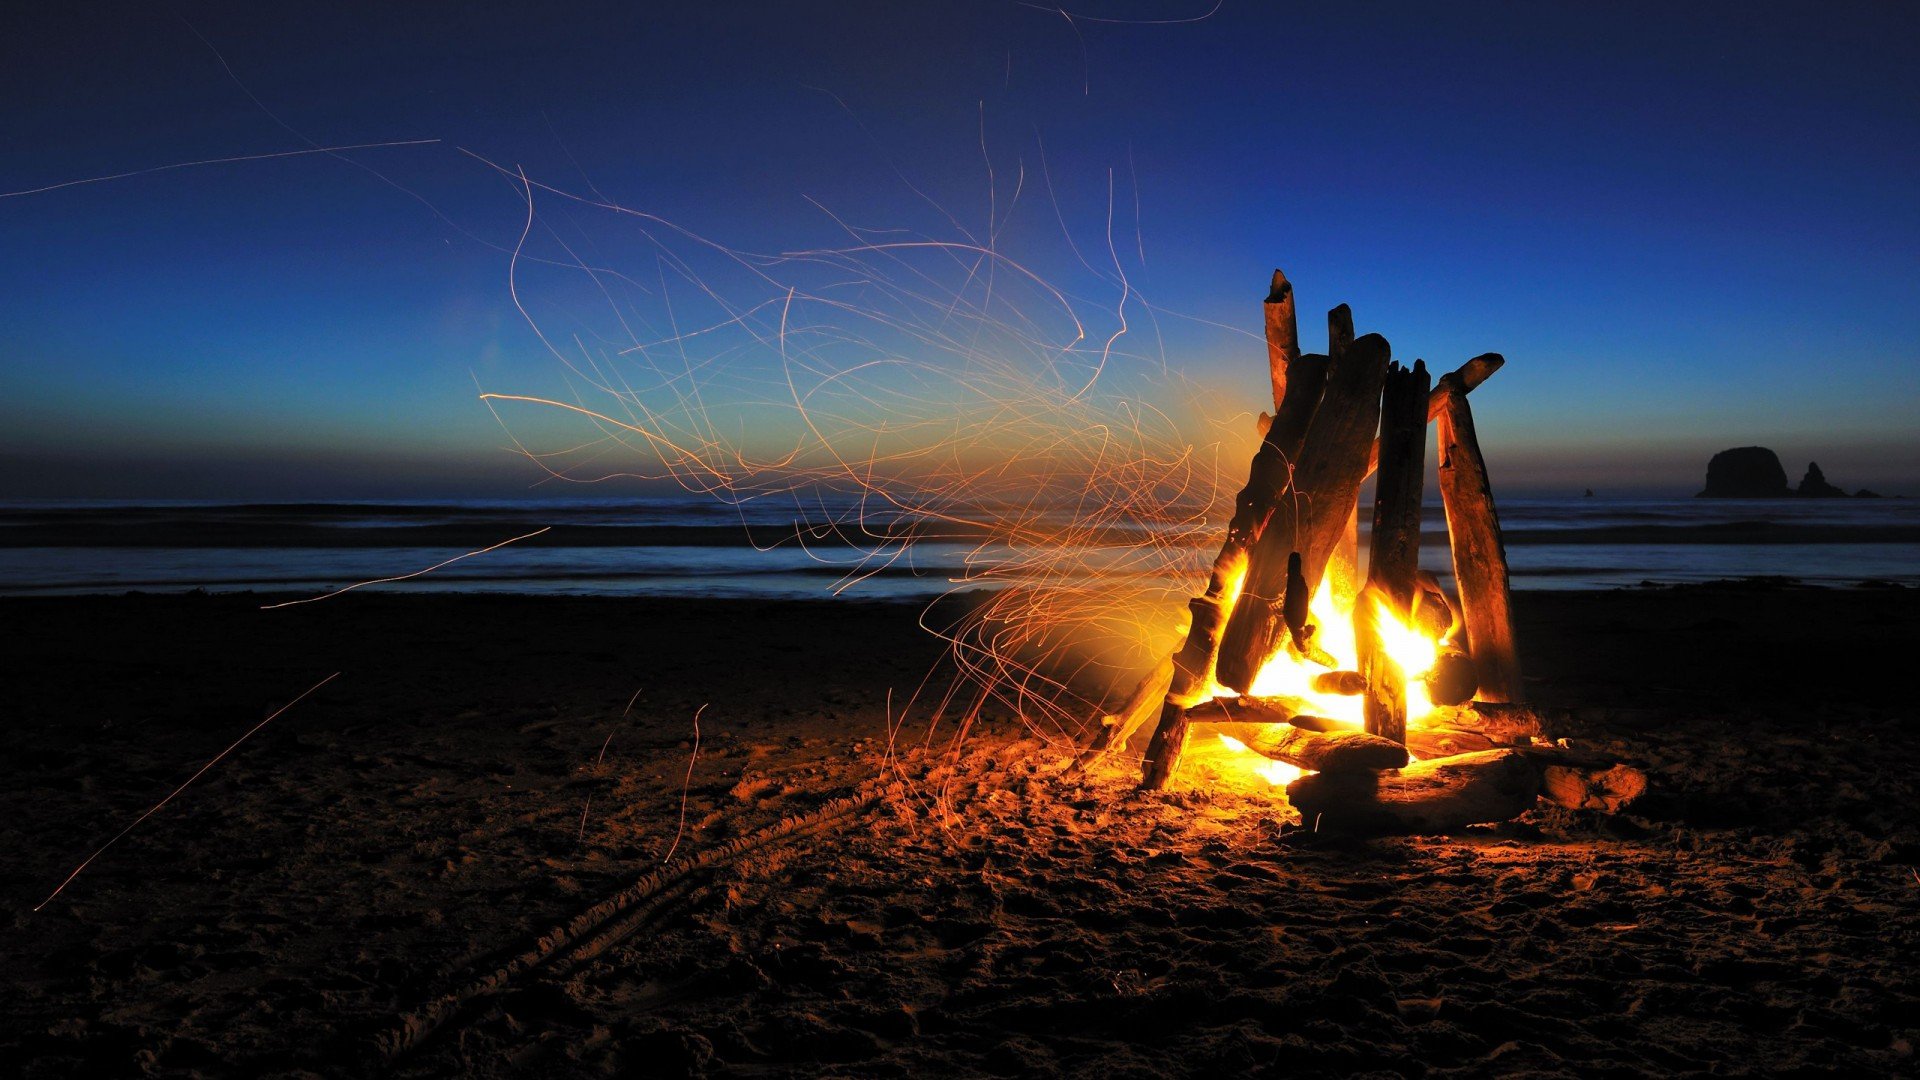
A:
3,584,1917,1077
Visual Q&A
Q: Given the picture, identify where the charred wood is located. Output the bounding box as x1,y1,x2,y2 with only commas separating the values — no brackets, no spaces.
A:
1215,330,1390,692
1358,359,1431,745
1286,748,1540,834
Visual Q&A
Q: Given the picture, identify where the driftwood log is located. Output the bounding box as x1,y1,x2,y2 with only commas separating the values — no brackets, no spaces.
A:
1404,726,1498,761
1214,328,1390,693
1362,353,1505,478
1286,748,1540,834
1136,275,1332,788
1181,694,1305,726
1173,695,1407,775
1071,658,1174,769
1263,269,1298,413
1428,702,1560,742
1436,369,1520,702
1356,359,1430,745
1203,723,1409,774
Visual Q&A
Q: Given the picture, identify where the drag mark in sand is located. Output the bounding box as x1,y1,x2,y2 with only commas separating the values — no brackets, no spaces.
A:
258,526,552,609
377,781,883,1065
31,671,341,912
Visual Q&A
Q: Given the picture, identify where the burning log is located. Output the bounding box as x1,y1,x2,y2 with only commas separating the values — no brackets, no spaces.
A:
1311,670,1366,696
1204,723,1409,774
1285,748,1540,834
1328,505,1360,611
1281,552,1312,653
1214,328,1390,693
1436,369,1521,702
1356,359,1431,745
1181,695,1304,726
1173,696,1407,778
1135,275,1338,788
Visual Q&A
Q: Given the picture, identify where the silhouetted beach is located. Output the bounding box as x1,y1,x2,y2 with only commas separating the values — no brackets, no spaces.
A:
4,585,1916,1075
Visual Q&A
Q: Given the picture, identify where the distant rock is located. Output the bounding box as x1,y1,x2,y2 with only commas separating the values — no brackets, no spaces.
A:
1698,447,1790,498
1796,461,1848,498
1698,447,1875,497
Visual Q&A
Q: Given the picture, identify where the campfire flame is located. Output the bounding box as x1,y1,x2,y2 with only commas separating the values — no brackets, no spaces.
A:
1205,569,1449,789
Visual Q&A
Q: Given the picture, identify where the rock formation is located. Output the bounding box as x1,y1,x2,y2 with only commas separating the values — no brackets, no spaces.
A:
1796,461,1848,498
1698,448,1873,498
1698,447,1790,498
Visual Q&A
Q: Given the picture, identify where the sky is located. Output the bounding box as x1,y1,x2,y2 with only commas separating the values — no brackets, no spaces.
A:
3,1,1917,500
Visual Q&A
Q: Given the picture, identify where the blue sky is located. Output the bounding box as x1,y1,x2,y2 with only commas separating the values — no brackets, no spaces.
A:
3,1,1916,498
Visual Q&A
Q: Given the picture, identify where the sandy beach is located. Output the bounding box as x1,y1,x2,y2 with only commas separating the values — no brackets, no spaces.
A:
3,585,1917,1077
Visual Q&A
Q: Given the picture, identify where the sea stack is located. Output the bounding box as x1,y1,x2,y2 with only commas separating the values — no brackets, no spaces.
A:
1698,446,1790,498
1796,461,1849,498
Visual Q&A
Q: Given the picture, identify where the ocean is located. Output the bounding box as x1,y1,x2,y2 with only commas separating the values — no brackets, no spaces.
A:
2,495,1916,600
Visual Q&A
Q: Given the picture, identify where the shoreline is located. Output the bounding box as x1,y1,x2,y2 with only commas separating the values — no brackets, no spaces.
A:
6,521,1920,548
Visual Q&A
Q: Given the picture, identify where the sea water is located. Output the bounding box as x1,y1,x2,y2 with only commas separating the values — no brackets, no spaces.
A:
1,495,1915,599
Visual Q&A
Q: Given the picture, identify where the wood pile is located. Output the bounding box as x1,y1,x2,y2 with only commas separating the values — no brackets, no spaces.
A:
1076,268,1648,833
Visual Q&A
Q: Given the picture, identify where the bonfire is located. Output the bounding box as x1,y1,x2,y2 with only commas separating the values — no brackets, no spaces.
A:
1078,269,1646,832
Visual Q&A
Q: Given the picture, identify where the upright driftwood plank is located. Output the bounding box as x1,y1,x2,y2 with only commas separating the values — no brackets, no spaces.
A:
1214,330,1389,693
1356,359,1430,745
1138,700,1193,789
1264,269,1298,414
1435,373,1520,702
1134,275,1329,789
1364,353,1504,479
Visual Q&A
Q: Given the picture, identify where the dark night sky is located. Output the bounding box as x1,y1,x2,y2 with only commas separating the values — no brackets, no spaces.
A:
3,1,1916,498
